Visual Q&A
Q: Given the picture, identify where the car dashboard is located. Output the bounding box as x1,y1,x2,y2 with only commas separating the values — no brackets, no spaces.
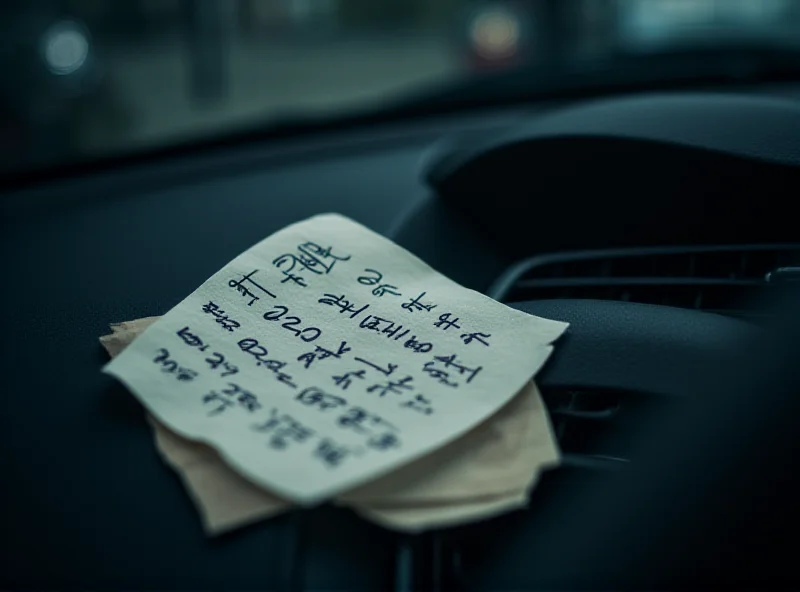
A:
2,80,800,590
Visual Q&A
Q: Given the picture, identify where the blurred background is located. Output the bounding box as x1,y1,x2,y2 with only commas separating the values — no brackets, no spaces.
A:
1,0,799,174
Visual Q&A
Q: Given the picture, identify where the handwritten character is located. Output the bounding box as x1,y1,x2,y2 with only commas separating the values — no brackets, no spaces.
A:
295,245,333,274
252,409,315,449
228,270,276,305
237,392,260,412
252,408,281,435
318,293,370,319
337,407,370,433
223,383,261,413
299,242,351,272
359,315,391,332
296,352,315,369
367,432,401,451
314,438,353,468
202,301,223,316
175,368,198,382
297,341,352,369
201,301,239,329
404,336,433,354
433,313,462,331
355,356,397,376
421,361,458,387
203,391,235,416
216,316,240,332
237,338,270,360
367,376,414,397
259,359,298,389
338,407,398,435
279,270,307,286
154,348,171,364
205,352,224,369
176,326,204,348
263,305,289,321
153,348,196,381
382,323,410,341
357,268,383,286
460,332,491,347
273,243,351,286
401,395,434,416
356,268,401,297
238,338,297,389
401,292,437,313
332,370,366,390
373,284,401,297
205,352,240,376
272,254,310,279
295,387,347,411
160,359,178,374
432,354,483,385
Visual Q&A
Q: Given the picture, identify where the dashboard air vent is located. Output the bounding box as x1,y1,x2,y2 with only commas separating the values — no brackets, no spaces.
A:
488,244,800,319
542,387,676,470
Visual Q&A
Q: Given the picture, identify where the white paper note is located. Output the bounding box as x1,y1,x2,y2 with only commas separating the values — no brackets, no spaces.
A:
103,214,567,504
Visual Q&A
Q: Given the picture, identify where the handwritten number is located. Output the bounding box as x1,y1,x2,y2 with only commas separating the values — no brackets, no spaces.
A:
299,327,322,343
358,269,382,285
176,369,198,382
206,352,224,369
238,338,267,357
160,360,178,373
263,305,289,321
460,332,491,346
177,326,204,347
357,269,401,297
281,316,302,336
263,305,323,342
153,348,196,382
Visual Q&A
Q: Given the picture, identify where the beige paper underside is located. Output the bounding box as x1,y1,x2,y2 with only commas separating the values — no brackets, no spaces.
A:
101,317,559,535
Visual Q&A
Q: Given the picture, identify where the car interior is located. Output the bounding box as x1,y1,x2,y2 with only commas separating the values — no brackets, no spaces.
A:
2,1,800,589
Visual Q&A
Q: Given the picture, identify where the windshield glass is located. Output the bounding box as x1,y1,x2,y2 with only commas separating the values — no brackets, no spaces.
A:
2,0,799,175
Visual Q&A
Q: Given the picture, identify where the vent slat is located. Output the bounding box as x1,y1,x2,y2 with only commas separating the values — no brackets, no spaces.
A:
701,309,773,319
515,277,761,289
560,454,629,471
493,244,800,320
551,408,619,420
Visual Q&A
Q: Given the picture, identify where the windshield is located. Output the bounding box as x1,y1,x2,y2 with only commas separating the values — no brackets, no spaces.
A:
2,0,799,175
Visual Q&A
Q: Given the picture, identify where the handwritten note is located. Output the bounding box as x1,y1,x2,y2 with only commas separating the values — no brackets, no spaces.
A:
103,214,568,504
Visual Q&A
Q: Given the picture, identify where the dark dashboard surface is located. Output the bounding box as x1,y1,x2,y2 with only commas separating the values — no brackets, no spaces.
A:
2,82,800,590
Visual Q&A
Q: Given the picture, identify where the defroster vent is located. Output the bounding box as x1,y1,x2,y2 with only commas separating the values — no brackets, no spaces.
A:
488,244,800,319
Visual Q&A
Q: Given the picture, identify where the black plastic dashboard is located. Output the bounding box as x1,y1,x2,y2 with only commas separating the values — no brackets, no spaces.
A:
2,81,800,590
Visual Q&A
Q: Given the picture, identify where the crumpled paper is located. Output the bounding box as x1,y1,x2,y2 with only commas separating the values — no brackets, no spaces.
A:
101,317,559,535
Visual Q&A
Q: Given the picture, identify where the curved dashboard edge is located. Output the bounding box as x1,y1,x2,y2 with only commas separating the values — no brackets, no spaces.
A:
2,85,800,591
